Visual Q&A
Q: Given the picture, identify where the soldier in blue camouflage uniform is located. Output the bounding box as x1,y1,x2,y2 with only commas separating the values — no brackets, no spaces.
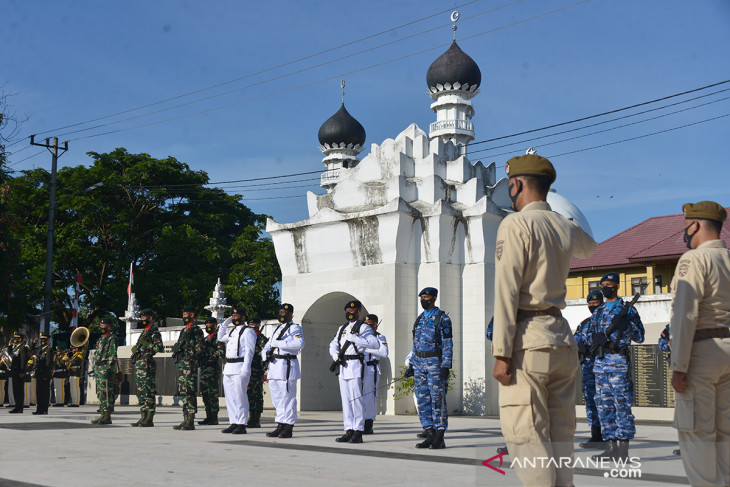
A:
91,317,118,425
410,287,453,450
658,324,671,358
131,309,164,427
574,289,605,449
582,272,644,461
172,306,204,430
199,318,224,425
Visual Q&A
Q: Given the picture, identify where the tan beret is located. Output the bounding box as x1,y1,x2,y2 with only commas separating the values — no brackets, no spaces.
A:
505,154,556,184
683,201,727,223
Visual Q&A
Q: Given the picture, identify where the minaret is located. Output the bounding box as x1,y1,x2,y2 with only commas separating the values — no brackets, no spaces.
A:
204,278,231,322
426,11,482,153
317,80,367,192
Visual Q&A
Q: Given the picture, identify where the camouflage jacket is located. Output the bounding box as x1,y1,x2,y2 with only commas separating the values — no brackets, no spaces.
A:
174,324,204,362
200,332,224,367
94,333,118,375
137,325,164,359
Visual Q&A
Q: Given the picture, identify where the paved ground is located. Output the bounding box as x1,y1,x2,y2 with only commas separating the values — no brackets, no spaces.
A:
0,405,688,487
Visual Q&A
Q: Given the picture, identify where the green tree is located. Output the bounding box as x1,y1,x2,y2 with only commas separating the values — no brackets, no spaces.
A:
6,148,280,330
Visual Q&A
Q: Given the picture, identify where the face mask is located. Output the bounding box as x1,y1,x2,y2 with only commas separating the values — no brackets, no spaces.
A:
601,286,617,299
100,326,109,334
509,180,523,210
683,222,698,249
140,319,149,327
232,318,242,326
205,326,215,334
420,299,431,310
345,312,356,321
588,305,599,313
278,316,287,324
183,317,193,325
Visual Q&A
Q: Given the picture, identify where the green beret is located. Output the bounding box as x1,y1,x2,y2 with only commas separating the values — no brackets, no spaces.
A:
683,201,727,223
100,316,115,325
505,154,556,184
140,308,156,317
182,305,197,313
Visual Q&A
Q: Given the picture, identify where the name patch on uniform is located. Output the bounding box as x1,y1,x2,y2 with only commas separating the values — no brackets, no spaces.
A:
677,259,691,277
496,240,504,261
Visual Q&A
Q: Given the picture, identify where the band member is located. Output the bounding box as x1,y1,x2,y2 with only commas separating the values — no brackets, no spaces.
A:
263,303,304,439
131,309,164,427
246,317,268,428
32,332,53,415
8,332,29,413
66,346,85,407
218,307,256,435
52,347,69,407
199,318,224,426
172,306,204,431
363,314,388,435
91,317,118,424
330,300,380,444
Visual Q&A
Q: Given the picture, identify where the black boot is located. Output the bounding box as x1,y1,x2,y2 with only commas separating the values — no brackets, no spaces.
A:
208,412,219,426
616,439,630,461
221,424,237,434
8,407,23,413
592,439,618,460
429,429,446,449
278,423,293,438
232,424,247,435
416,428,435,449
416,430,428,438
198,411,211,425
248,411,261,428
336,429,355,443
363,419,374,434
580,426,605,449
349,430,363,444
266,423,284,437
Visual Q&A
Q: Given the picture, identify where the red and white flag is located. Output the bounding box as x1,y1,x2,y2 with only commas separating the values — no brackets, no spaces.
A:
127,262,134,296
70,272,82,329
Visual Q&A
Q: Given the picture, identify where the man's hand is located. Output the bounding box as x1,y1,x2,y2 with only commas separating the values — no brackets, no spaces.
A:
404,365,414,378
439,367,450,382
592,332,608,347
612,314,628,332
492,357,512,386
671,371,687,393
577,342,588,355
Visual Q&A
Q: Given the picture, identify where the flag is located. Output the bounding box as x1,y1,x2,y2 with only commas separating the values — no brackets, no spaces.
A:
127,262,134,296
70,272,82,329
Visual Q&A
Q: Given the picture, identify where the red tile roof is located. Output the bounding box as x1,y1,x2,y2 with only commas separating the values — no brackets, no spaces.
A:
570,209,730,271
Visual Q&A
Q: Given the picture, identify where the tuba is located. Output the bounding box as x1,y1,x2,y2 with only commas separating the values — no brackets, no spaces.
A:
70,327,90,348
1,348,11,369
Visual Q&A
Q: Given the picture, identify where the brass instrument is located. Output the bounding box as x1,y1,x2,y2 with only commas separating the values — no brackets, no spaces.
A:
70,327,90,348
0,348,11,369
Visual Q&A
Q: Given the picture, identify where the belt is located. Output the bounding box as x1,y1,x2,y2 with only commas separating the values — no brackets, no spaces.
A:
694,327,730,342
414,350,440,359
342,354,363,361
517,307,562,320
273,354,297,392
226,357,245,363
366,359,379,366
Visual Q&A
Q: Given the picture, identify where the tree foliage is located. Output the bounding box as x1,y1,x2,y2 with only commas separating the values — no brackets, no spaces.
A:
2,148,281,330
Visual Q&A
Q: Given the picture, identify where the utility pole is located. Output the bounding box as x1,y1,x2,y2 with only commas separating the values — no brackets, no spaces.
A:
30,135,68,335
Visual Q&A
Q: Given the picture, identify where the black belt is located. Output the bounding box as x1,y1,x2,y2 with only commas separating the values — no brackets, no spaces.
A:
274,354,297,392
414,350,440,358
226,357,245,363
343,354,363,361
366,360,379,366
274,354,297,360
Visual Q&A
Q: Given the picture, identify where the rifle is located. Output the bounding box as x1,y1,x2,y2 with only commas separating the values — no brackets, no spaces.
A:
263,321,293,369
592,293,641,359
329,321,362,376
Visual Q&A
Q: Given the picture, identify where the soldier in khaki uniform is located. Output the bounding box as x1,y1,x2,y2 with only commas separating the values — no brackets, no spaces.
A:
669,201,730,487
491,153,595,487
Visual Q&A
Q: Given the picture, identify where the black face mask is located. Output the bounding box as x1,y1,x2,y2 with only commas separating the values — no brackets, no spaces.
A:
205,326,215,334
100,326,109,335
420,299,432,310
232,318,242,326
139,319,149,327
183,317,193,325
683,223,699,250
588,305,599,313
601,286,617,299
509,180,523,210
278,316,287,324
345,312,356,322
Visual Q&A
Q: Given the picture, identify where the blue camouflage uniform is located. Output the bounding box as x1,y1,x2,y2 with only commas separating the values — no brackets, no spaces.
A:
574,317,599,429
658,324,671,362
583,299,644,440
412,306,453,431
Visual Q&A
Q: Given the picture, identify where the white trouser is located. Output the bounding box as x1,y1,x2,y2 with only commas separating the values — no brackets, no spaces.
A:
69,376,82,405
53,378,66,404
25,380,34,406
223,373,250,425
363,369,380,421
269,379,298,425
339,376,365,431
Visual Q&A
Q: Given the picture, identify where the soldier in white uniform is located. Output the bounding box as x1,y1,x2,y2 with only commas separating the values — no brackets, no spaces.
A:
669,201,730,487
263,303,304,439
362,314,388,435
329,300,380,444
218,306,256,435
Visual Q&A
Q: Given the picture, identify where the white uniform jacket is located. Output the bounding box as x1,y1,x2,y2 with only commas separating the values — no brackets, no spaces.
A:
262,321,305,381
329,321,380,380
218,317,256,377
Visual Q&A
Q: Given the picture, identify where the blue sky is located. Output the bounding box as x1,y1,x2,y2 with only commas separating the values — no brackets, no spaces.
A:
3,0,729,242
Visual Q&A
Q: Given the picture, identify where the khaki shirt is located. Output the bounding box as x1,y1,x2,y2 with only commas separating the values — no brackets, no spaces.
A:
669,239,730,373
492,201,596,358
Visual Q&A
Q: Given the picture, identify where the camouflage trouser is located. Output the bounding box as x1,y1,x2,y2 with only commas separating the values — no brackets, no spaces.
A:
581,358,599,428
594,354,635,440
96,367,115,414
135,357,157,413
412,355,448,431
247,368,265,414
177,359,198,415
200,364,221,414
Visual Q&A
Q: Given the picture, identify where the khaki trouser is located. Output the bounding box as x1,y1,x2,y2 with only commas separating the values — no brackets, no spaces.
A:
499,346,578,487
53,378,66,404
0,378,5,404
69,376,82,405
674,337,730,487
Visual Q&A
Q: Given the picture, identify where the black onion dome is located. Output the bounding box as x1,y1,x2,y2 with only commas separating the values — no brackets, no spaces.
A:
426,40,481,91
317,104,366,147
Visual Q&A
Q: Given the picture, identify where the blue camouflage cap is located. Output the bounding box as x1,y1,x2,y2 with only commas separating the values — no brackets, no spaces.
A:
586,290,604,302
600,272,620,284
419,287,438,297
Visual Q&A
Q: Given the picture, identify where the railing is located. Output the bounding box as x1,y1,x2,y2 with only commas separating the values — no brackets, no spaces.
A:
320,169,341,185
430,119,473,132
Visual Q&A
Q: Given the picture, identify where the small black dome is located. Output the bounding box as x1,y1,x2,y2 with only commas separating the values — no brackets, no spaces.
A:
426,40,481,91
317,104,366,147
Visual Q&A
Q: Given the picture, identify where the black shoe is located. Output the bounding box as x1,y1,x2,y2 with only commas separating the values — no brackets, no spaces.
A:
198,414,211,426
363,419,374,434
221,424,237,434
8,408,23,414
416,429,428,439
497,446,509,455
336,429,355,443
349,430,364,444
278,424,293,438
416,428,434,448
52,404,64,407
266,423,284,437
68,404,79,408
232,424,247,435
580,426,605,449
592,440,618,460
429,430,446,449
32,410,48,415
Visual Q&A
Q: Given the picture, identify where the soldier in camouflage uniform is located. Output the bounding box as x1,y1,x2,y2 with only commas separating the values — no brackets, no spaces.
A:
131,309,164,427
199,318,225,425
91,317,118,425
172,306,204,430
246,317,268,428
